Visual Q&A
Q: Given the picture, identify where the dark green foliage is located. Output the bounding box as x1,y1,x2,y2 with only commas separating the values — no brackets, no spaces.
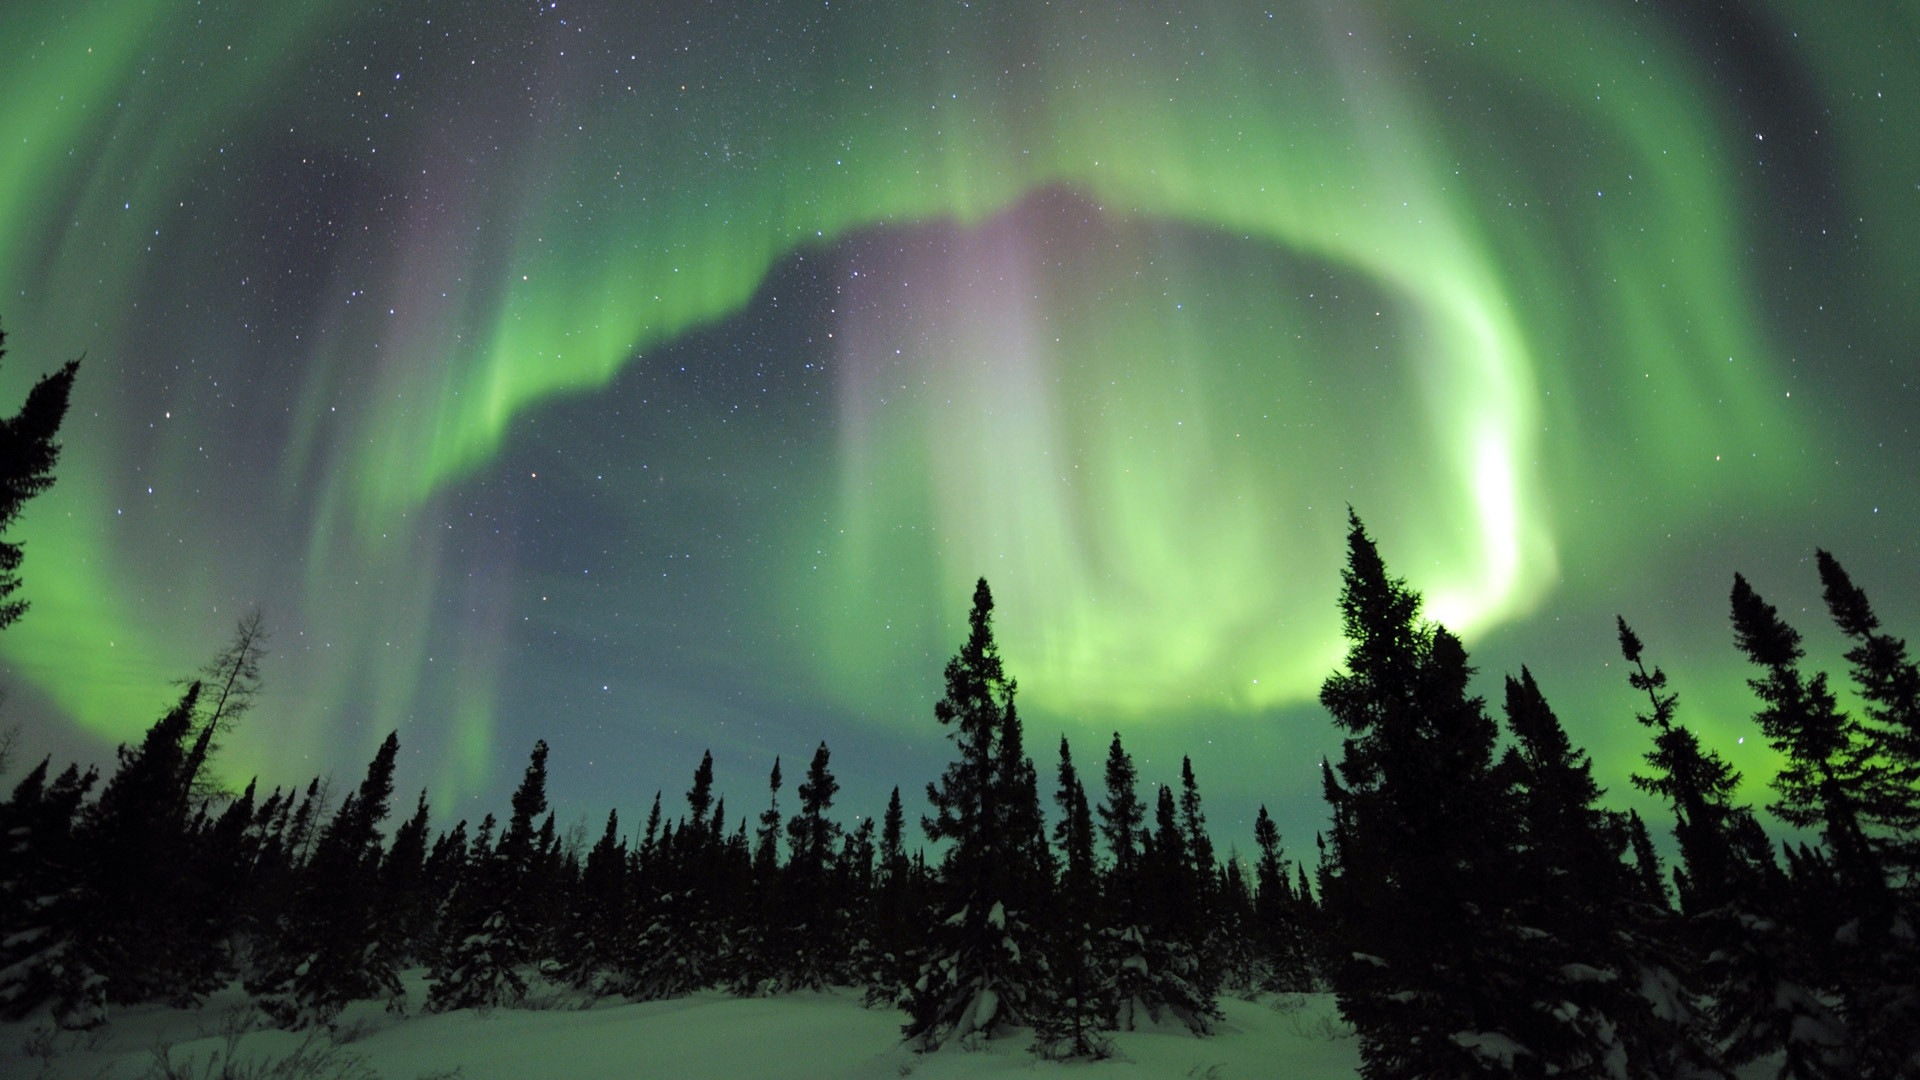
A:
1729,568,1920,1077
1137,782,1219,1032
556,809,629,993
731,758,786,994
778,742,844,990
1095,732,1153,1030
1730,574,1880,901
905,578,1051,1048
611,755,733,1001
70,684,217,1021
1317,511,1535,1079
1251,804,1315,991
863,786,925,1008
0,320,80,631
250,732,403,1027
754,758,782,885
1620,611,1859,1075
1030,737,1110,1059
1818,550,1920,877
835,815,877,983
13,515,1918,1074
1096,732,1144,882
426,740,552,1012
0,759,98,1020
1497,668,1716,1077
380,792,435,966
1618,616,1761,915
1625,809,1669,909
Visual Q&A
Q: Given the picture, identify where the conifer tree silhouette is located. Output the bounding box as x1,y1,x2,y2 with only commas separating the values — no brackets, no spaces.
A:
0,319,80,632
905,578,1047,1048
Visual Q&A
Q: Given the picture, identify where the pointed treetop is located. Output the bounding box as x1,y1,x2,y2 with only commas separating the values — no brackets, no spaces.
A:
1816,549,1879,639
1730,572,1804,669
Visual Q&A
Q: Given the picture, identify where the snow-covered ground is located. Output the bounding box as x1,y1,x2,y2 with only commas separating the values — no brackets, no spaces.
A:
4,973,1363,1079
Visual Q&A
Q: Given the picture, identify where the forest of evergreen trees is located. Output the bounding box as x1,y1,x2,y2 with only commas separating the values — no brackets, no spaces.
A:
0,579,1319,1056
2,328,1918,1076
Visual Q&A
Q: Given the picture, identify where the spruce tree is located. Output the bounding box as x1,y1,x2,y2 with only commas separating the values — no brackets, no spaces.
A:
618,753,729,1000
1032,737,1110,1058
427,741,551,1012
1136,782,1218,1032
754,758,783,883
1097,732,1145,881
1731,574,1880,901
995,701,1054,919
1618,616,1825,1074
835,815,877,982
782,741,843,989
1178,758,1215,921
1498,668,1713,1077
1736,570,1920,1077
0,760,98,1020
1617,617,1758,914
1096,732,1156,1031
1625,809,1669,909
0,320,81,631
1176,757,1223,1012
1317,511,1530,1078
251,732,403,1027
865,786,921,1008
558,809,629,993
381,792,435,967
1817,550,1920,877
70,684,208,1021
733,757,785,994
1251,804,1313,991
905,577,1048,1048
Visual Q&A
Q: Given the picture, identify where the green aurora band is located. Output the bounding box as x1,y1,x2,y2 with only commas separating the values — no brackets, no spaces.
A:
0,1,1914,815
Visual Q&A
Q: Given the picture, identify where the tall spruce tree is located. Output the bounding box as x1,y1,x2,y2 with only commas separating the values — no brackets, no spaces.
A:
1817,550,1920,878
1617,617,1759,914
1498,668,1714,1077
381,792,435,968
1731,574,1880,903
733,757,786,994
1618,616,1829,1074
70,684,210,1021
250,732,403,1027
1137,782,1219,1032
1032,736,1109,1058
0,320,81,632
1251,804,1313,991
865,785,922,1008
905,577,1047,1048
1317,511,1530,1078
1097,732,1145,882
1095,731,1170,1031
0,760,98,1020
618,752,730,1000
426,741,551,1012
556,809,628,994
1734,570,1920,1077
782,741,844,989
1177,757,1223,1010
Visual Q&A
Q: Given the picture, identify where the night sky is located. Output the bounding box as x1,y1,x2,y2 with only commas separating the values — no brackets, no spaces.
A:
1,1,1914,855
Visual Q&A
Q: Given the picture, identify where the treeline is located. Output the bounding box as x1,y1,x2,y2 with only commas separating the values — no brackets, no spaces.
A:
0,580,1317,1057
1317,512,1920,1079
2,513,1918,1077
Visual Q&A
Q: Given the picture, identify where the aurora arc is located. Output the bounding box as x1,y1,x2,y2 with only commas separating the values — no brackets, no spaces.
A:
1,0,1907,820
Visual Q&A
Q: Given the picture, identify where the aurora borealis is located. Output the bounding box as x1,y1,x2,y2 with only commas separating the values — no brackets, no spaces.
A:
1,1,1914,845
